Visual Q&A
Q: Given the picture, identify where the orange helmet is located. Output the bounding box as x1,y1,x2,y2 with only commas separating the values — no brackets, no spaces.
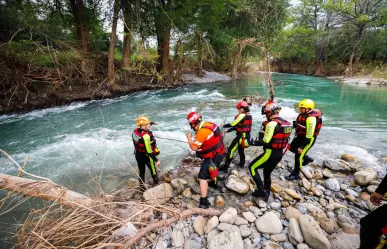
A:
262,101,281,116
236,101,249,109
136,115,151,126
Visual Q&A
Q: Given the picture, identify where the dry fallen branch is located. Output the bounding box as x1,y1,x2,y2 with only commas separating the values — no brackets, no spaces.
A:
123,208,221,248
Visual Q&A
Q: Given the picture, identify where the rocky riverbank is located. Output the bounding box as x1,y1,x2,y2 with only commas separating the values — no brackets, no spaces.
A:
112,147,386,249
328,76,387,86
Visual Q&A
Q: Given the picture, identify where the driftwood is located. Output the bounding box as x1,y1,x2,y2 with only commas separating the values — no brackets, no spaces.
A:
0,173,95,208
123,208,222,248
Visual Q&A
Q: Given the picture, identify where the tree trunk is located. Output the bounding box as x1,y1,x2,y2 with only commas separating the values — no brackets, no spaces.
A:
197,33,204,76
121,7,132,72
315,60,326,76
69,0,91,56
232,44,240,79
156,25,171,73
0,174,95,208
347,24,365,77
107,0,120,87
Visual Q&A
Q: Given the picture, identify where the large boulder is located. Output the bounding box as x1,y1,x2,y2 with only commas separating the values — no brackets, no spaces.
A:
323,159,351,172
330,229,360,249
289,218,304,245
354,169,376,186
143,183,173,204
255,212,283,234
219,207,238,224
208,230,243,249
225,175,249,194
299,214,331,249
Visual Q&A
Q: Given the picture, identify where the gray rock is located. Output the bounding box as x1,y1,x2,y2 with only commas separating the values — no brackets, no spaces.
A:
206,229,219,244
193,216,206,236
204,216,219,234
367,185,378,193
323,159,351,172
208,230,243,249
324,190,332,196
243,238,254,249
255,212,283,234
340,184,348,190
345,189,359,197
262,241,283,249
154,238,168,249
271,202,282,210
354,169,376,186
235,216,249,226
249,206,263,217
217,223,239,232
297,244,310,249
283,242,295,249
171,178,188,192
271,233,287,242
299,214,331,249
286,206,302,221
219,207,238,224
257,199,267,208
330,229,360,249
325,178,340,192
289,218,304,245
337,215,355,229
242,211,257,223
239,225,252,238
112,223,137,239
172,229,185,247
225,175,250,194
143,183,173,204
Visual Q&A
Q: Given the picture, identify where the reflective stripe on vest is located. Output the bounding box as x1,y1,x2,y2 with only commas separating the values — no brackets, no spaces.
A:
132,128,157,153
235,113,252,133
196,122,225,159
261,118,292,149
295,110,323,137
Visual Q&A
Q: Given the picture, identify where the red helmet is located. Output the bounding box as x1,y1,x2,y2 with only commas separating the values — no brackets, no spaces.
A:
187,112,202,125
236,101,249,109
262,101,281,116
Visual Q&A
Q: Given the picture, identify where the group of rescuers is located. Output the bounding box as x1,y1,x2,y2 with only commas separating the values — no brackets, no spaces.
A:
132,98,323,208
133,99,387,249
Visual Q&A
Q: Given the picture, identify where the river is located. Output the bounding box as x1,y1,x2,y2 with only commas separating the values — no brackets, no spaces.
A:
0,74,387,247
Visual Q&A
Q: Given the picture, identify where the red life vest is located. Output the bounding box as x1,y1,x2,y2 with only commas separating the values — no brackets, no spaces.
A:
196,122,225,159
132,128,159,155
259,118,292,149
295,110,323,137
235,112,252,134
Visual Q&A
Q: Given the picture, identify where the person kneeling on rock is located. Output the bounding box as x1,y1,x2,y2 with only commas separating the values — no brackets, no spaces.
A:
360,173,387,249
249,101,292,201
132,115,160,190
186,112,226,208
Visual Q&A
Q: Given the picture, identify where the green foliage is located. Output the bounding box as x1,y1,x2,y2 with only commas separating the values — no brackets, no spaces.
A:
279,27,315,62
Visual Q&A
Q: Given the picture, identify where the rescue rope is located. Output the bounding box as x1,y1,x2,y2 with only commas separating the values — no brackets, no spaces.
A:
154,136,187,143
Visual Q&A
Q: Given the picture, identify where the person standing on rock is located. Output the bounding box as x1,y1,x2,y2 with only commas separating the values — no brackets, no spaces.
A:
132,116,160,189
360,174,387,249
222,99,252,172
186,112,226,208
249,101,292,201
286,99,323,181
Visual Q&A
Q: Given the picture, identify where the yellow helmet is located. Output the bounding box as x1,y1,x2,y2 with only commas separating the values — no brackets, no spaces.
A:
136,115,150,126
299,99,315,109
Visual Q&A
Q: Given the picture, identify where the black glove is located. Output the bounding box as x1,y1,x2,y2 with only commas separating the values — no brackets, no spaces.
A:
292,121,297,128
250,138,263,146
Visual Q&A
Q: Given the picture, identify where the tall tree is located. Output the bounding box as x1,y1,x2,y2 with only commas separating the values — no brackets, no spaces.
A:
246,0,288,100
69,0,91,56
121,1,134,73
328,0,387,76
107,0,121,86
